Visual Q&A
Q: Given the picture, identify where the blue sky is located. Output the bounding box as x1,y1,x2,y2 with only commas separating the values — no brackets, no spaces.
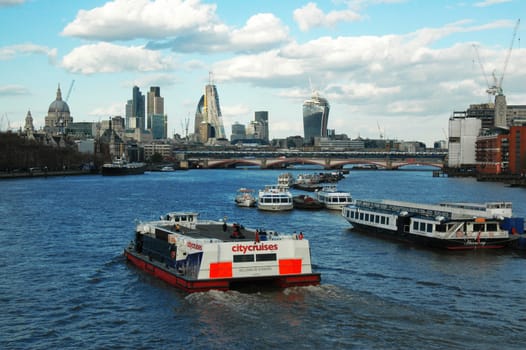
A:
0,0,524,146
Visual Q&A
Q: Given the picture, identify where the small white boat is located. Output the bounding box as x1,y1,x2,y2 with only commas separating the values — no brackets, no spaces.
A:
161,166,175,172
235,188,257,207
316,185,353,210
277,172,295,188
257,185,293,211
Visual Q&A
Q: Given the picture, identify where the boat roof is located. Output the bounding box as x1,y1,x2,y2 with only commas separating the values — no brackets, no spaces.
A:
352,199,513,219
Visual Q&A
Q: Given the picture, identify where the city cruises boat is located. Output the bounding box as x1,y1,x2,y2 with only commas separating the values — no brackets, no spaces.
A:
293,194,324,210
124,211,321,292
234,188,257,207
101,156,147,176
342,199,524,250
257,185,293,211
316,185,353,210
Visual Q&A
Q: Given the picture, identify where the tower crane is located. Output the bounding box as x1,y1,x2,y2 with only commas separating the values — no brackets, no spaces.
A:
472,44,492,101
487,18,520,96
65,80,75,102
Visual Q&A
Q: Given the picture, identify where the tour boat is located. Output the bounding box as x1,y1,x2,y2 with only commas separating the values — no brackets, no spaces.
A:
257,185,293,211
101,155,147,176
124,211,320,292
316,185,353,210
342,199,523,250
235,188,257,207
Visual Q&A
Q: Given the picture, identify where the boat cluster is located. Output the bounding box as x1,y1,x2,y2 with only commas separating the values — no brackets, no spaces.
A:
235,171,352,211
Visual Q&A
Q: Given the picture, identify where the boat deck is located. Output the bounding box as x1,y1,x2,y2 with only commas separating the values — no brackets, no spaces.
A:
159,222,270,242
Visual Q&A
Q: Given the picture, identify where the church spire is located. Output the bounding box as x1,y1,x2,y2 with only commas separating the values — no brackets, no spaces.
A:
56,84,62,101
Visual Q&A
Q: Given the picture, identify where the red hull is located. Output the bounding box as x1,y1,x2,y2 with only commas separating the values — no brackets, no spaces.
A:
124,249,320,293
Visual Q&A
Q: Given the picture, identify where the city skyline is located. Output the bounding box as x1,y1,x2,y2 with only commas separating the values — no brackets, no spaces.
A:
1,0,525,146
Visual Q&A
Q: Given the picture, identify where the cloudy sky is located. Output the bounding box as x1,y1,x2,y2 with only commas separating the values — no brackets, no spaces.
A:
0,0,524,146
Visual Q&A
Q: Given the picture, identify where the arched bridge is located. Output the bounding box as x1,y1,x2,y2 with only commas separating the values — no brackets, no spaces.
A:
182,150,447,170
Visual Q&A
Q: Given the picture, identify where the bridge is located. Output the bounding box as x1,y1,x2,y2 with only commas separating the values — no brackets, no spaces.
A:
181,150,447,170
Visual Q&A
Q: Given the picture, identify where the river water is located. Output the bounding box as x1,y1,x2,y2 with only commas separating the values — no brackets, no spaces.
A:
0,169,525,349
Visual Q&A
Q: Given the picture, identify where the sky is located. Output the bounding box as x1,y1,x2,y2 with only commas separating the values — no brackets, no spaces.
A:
0,0,525,146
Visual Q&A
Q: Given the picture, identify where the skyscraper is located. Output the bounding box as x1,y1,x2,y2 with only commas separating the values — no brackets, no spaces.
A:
147,86,164,130
194,76,226,142
131,86,145,130
254,111,269,143
303,91,330,145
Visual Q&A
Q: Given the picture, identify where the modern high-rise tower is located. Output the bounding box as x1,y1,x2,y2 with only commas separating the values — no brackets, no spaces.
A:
302,91,330,145
147,86,164,130
194,75,226,142
130,86,145,130
254,111,269,142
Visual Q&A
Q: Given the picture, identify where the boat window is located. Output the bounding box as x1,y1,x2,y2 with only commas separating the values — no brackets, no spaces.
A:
413,221,418,230
256,253,277,262
375,215,380,224
365,213,369,221
386,217,390,225
473,223,485,232
359,213,364,220
381,216,385,225
436,224,447,232
427,223,433,233
234,255,255,263
487,223,497,231
419,222,426,231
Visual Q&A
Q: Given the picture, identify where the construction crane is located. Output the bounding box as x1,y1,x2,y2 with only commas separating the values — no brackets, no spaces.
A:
181,114,190,139
472,44,492,101
487,18,520,96
65,80,75,102
377,121,384,139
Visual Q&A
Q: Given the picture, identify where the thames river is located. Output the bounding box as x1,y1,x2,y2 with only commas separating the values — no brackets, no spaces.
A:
0,168,525,349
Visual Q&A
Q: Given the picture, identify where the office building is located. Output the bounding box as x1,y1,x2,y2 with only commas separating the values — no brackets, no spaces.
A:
303,92,329,145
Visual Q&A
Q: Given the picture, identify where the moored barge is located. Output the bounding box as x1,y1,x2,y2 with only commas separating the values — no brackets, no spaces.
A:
342,200,523,250
124,212,320,292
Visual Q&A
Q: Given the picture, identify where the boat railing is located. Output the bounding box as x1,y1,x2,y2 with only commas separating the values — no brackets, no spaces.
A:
355,199,452,219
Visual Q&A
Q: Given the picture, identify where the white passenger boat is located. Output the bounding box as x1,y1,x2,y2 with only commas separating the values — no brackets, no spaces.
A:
277,172,295,188
342,199,523,250
235,188,256,207
316,185,353,210
257,185,293,211
124,211,320,292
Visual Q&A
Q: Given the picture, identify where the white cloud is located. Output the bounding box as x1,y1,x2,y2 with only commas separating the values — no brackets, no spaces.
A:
293,2,361,32
62,0,289,54
0,43,57,63
474,0,512,7
230,13,290,52
62,0,219,41
61,42,176,74
0,84,29,96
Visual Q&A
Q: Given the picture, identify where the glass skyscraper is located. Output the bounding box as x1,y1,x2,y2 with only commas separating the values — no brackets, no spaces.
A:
303,92,330,145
